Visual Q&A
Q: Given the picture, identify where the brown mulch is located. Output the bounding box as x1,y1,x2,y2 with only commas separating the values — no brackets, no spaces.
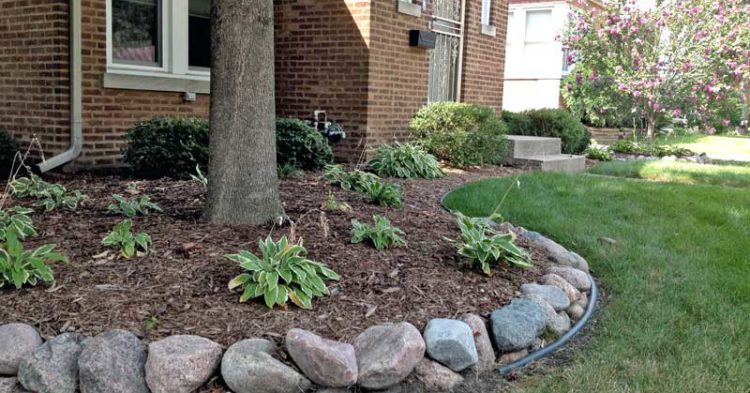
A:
0,165,554,347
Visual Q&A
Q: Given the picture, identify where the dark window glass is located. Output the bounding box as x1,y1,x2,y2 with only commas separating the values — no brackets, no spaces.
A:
189,0,211,69
112,0,160,66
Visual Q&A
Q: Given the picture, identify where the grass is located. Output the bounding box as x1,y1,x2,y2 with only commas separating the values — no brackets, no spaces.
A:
654,134,750,161
588,160,750,188
443,172,750,393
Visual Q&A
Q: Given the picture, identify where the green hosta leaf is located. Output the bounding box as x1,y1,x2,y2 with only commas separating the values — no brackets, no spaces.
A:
229,273,252,290
450,212,532,275
264,286,279,309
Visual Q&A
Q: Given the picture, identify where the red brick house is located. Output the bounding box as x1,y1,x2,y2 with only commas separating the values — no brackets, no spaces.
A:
0,0,509,171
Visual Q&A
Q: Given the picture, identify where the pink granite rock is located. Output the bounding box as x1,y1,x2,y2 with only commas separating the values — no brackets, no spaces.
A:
286,329,357,388
546,266,591,291
415,358,463,392
540,274,583,304
460,314,496,373
353,322,425,390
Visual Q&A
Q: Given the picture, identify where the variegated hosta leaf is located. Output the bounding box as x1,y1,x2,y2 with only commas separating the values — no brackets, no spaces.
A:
450,212,532,275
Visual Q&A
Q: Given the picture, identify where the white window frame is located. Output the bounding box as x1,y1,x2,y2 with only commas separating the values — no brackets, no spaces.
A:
105,0,211,93
481,0,491,26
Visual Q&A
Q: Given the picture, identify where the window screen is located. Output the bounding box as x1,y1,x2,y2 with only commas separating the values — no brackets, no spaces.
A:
112,0,161,66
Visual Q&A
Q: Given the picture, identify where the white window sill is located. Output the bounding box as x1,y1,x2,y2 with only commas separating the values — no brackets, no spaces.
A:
103,70,210,94
397,1,421,17
481,24,497,36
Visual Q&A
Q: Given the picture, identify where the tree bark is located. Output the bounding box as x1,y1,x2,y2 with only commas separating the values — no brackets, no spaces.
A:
206,0,283,225
739,83,750,135
646,116,656,143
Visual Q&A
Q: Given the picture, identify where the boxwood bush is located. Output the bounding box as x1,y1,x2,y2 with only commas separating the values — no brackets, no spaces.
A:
502,109,591,154
409,102,508,167
123,117,209,179
0,129,20,174
275,118,333,170
123,117,333,178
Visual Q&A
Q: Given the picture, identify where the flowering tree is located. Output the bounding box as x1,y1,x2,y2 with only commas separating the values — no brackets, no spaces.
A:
562,0,750,140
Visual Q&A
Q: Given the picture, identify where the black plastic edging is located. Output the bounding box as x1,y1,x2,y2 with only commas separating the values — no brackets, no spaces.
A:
438,188,600,376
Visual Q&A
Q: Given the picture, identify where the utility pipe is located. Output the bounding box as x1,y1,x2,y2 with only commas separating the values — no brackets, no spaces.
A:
39,0,83,172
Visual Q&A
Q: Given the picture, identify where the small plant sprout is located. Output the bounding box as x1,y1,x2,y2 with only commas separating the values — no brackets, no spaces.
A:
0,228,68,289
10,175,84,212
190,165,208,189
107,194,162,218
226,236,340,309
446,212,531,275
102,219,152,259
323,191,351,212
351,215,406,250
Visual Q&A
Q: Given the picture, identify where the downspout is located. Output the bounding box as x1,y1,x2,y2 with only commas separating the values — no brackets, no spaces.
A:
455,0,467,101
39,0,82,172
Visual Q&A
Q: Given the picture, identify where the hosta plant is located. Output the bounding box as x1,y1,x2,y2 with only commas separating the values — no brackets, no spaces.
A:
363,180,403,208
351,215,406,250
368,142,444,179
323,165,379,192
107,194,162,218
0,228,68,289
584,145,613,161
102,219,152,258
226,236,340,309
10,175,84,212
446,212,531,275
0,207,37,241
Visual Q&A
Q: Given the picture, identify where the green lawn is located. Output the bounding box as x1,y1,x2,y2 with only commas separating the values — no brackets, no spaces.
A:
443,172,750,393
588,160,750,188
655,134,750,161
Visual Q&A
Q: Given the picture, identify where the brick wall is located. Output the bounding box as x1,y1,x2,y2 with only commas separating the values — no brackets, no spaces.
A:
0,0,70,158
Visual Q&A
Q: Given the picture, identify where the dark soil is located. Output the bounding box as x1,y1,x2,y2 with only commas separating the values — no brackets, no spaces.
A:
0,165,554,350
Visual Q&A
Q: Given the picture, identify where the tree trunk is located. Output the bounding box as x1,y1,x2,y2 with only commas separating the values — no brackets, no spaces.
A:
205,0,283,225
739,83,750,135
646,117,656,143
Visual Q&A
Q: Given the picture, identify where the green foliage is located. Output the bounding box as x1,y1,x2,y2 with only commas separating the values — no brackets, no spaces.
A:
363,180,403,208
323,191,351,212
611,139,694,157
323,165,379,192
562,67,639,129
502,109,592,154
190,165,208,190
226,236,340,309
102,219,152,259
584,145,613,161
123,117,210,179
445,212,531,275
277,163,303,179
107,194,162,218
351,215,406,250
0,207,37,241
0,228,67,289
276,118,334,170
10,175,84,212
368,142,444,179
0,129,20,173
409,102,508,167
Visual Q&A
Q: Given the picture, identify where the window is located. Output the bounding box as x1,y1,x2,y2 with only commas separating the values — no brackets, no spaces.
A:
481,0,492,26
107,0,212,78
562,47,573,74
111,0,161,66
522,10,555,74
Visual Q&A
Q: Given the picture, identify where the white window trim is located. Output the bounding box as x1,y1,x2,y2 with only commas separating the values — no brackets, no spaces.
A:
481,0,491,26
105,0,210,93
397,0,422,17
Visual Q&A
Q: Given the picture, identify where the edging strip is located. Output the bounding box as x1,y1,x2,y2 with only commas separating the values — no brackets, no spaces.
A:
498,272,598,376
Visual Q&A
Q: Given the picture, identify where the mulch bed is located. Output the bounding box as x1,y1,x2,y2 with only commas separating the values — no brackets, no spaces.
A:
0,165,554,348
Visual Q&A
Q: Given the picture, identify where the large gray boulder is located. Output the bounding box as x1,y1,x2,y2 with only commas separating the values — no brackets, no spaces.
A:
415,358,463,392
523,295,571,336
546,266,591,291
221,339,311,393
17,333,85,393
460,314,496,373
423,319,478,372
285,329,357,388
352,322,425,390
520,231,589,272
0,323,42,376
77,330,149,393
145,335,223,393
521,284,570,311
490,299,546,351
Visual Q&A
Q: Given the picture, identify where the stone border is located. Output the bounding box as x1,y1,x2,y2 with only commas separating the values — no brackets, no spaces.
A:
0,226,595,393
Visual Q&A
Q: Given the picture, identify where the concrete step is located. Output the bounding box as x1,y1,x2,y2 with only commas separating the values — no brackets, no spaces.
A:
509,154,586,173
506,135,561,158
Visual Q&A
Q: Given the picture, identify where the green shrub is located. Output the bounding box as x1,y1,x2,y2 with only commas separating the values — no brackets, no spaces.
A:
368,142,443,179
502,109,591,154
409,102,508,167
10,175,84,212
276,118,333,170
445,213,531,275
277,163,303,179
610,140,694,157
610,139,639,154
102,219,152,258
123,117,209,179
0,207,37,241
108,194,162,218
0,130,20,174
226,236,340,309
0,228,67,289
351,215,406,250
584,146,613,161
